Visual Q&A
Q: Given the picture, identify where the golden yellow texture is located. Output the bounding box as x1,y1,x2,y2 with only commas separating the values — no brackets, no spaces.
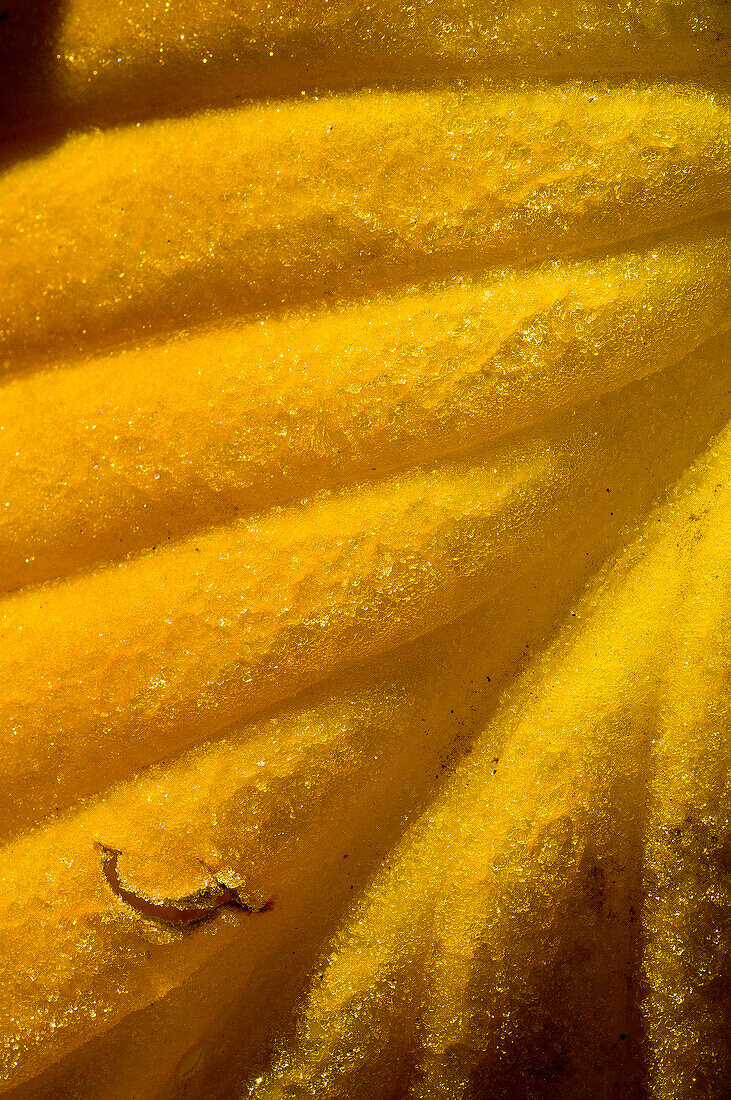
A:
2,0,728,137
0,1,729,1099
248,414,731,1100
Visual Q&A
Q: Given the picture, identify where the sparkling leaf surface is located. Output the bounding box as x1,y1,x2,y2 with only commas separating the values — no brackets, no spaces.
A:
0,1,729,1098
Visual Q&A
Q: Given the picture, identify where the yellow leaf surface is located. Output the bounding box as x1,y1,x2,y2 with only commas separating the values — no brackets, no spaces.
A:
0,0,729,1097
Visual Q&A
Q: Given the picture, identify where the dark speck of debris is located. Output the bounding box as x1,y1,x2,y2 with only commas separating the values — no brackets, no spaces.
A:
96,842,273,927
